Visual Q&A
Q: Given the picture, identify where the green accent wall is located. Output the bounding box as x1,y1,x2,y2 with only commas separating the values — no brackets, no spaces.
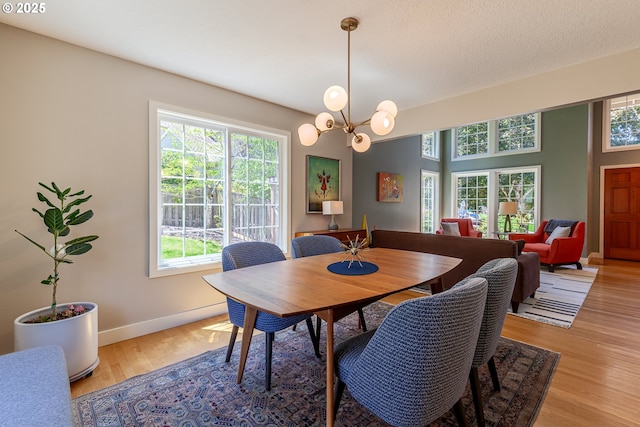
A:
353,104,591,251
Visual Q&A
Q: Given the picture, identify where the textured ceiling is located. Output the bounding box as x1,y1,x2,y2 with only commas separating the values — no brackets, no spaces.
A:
3,0,640,121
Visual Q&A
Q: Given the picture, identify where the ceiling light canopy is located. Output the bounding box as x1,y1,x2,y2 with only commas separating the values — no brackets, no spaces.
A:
298,17,398,153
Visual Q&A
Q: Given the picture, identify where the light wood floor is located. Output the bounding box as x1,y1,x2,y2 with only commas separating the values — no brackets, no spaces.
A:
71,259,640,426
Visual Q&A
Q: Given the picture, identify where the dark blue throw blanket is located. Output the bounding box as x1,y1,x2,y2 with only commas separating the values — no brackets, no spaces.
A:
544,219,578,234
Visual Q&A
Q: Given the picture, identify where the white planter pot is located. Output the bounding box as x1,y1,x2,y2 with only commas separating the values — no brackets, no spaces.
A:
14,302,99,382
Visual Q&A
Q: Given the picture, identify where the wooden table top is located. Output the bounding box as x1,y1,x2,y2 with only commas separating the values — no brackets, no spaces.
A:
202,247,461,317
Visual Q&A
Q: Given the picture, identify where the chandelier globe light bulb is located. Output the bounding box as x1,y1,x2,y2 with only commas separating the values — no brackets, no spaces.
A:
370,110,395,136
352,132,371,153
298,123,319,146
315,112,335,131
323,85,348,112
377,100,398,118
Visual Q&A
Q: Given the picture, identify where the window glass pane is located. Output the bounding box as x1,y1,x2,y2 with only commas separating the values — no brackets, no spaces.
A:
421,132,439,159
456,174,487,233
456,123,488,157
421,171,437,233
154,110,284,275
610,93,640,148
497,171,536,232
498,114,536,152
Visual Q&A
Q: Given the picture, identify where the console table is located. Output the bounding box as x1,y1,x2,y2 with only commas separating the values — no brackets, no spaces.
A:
294,228,367,244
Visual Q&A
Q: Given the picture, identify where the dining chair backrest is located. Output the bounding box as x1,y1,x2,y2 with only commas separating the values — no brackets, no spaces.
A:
221,241,286,327
291,235,343,258
336,276,488,426
464,257,518,367
222,241,286,271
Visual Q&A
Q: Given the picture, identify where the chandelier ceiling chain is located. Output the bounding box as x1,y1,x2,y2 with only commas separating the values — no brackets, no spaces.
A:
298,17,398,153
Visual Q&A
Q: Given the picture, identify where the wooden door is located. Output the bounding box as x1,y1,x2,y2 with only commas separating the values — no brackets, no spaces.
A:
604,167,640,260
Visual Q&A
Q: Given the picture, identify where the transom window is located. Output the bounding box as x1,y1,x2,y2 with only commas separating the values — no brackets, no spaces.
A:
149,102,289,277
603,92,640,152
454,113,540,160
421,131,440,160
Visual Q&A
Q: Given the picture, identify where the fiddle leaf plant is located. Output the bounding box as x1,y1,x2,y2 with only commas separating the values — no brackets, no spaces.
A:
15,182,99,321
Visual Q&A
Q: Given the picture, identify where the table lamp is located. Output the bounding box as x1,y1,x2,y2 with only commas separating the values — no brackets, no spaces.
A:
322,201,343,230
498,201,517,232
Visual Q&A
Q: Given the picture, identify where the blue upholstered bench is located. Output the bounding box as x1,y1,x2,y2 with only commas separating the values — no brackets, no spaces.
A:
0,345,72,426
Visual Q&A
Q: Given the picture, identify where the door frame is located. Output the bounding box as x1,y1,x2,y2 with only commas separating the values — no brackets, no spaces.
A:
599,163,640,258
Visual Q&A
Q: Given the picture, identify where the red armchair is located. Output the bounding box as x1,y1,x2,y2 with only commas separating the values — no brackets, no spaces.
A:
436,218,482,238
509,220,585,272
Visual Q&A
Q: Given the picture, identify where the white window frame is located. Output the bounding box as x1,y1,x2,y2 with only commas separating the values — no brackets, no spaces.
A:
148,101,290,278
603,92,640,153
453,113,541,161
452,165,540,236
420,170,440,233
421,131,440,160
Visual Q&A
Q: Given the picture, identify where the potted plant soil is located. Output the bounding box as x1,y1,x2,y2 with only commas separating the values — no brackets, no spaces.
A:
14,182,99,381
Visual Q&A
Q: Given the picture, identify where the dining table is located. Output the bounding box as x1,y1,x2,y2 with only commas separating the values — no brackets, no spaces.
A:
202,246,461,427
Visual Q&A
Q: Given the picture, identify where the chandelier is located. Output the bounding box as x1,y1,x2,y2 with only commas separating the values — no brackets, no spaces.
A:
297,17,398,153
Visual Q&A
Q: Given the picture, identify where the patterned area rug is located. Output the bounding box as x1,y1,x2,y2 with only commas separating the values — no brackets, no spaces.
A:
508,265,598,328
72,302,559,426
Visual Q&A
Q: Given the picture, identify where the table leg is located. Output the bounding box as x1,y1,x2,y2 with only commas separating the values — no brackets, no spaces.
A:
237,306,257,384
325,309,335,427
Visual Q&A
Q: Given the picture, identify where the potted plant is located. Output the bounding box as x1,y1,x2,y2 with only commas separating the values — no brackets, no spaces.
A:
13,182,100,381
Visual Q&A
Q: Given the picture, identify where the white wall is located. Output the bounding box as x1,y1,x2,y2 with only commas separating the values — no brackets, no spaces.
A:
381,47,640,139
0,23,352,353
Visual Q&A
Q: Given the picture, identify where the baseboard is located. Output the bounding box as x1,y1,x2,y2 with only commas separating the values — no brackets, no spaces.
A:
98,302,228,347
586,253,603,265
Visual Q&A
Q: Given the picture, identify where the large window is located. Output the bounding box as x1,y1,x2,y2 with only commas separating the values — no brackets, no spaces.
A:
149,102,289,277
603,92,640,152
454,113,540,160
453,166,540,236
420,170,439,233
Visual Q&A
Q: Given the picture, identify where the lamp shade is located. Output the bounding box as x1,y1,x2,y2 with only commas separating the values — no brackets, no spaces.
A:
322,200,344,215
498,201,517,216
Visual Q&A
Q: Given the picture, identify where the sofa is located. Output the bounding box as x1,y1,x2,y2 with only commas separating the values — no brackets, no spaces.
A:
371,230,539,312
0,345,73,426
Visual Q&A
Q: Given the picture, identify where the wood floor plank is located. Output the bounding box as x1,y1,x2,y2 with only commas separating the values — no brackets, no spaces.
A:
70,259,640,426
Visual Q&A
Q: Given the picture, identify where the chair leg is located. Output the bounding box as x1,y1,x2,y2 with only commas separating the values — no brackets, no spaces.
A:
452,398,469,427
511,301,519,313
548,264,555,272
488,356,500,391
358,308,367,332
306,318,321,358
315,316,322,346
576,262,583,270
225,325,239,362
333,379,346,420
469,366,485,427
265,332,274,391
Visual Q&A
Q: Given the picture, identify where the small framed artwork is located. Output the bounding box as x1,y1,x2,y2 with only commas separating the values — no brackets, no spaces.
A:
306,155,341,213
377,172,403,202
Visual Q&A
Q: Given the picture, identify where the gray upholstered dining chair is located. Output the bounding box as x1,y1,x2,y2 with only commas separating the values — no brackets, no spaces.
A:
291,235,368,334
333,277,489,427
461,257,518,427
222,241,320,391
